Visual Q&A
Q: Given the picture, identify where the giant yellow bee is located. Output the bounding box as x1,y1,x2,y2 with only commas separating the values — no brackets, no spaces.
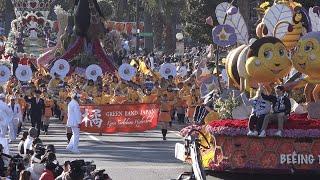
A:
256,0,311,51
226,37,292,93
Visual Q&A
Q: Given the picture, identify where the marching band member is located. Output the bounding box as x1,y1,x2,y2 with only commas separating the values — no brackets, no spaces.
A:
83,79,98,97
159,94,173,140
19,53,30,66
59,88,68,102
48,73,61,94
127,86,140,103
66,93,82,154
166,84,176,126
79,90,88,104
110,76,120,90
43,95,54,135
175,96,187,124
101,87,112,105
184,88,200,124
179,82,192,98
140,88,157,104
17,94,27,122
93,91,104,105
110,88,127,104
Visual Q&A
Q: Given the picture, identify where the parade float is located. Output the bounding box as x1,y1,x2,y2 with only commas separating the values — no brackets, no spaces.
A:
37,0,116,75
4,0,58,56
176,1,320,179
1,0,117,78
0,0,65,83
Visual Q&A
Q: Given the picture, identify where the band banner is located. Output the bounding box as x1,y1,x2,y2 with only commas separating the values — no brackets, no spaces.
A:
80,103,160,133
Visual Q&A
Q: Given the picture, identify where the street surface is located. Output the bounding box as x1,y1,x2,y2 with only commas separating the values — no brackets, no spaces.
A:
7,121,320,180
9,121,191,180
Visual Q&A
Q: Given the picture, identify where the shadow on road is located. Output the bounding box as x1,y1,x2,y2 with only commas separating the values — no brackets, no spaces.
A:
54,138,182,164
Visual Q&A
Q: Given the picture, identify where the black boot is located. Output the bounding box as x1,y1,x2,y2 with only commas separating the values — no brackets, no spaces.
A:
161,129,167,140
44,125,49,135
17,123,22,136
67,133,72,143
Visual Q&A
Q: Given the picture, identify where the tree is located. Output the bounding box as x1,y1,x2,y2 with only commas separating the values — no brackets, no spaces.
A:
142,0,186,54
182,0,221,45
97,0,114,19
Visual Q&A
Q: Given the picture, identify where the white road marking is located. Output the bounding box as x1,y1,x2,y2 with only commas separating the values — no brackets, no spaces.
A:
168,130,183,137
84,132,100,141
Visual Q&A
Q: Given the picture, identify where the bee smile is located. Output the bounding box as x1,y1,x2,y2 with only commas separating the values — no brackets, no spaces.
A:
270,69,282,74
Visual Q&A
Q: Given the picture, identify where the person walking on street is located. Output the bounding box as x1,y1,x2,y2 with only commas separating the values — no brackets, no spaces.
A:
0,94,13,139
25,90,45,137
8,96,23,141
66,93,82,154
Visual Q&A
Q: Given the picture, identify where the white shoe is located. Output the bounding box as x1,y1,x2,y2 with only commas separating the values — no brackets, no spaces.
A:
72,149,80,154
258,130,266,137
274,130,282,137
66,147,73,152
247,130,254,136
252,131,258,136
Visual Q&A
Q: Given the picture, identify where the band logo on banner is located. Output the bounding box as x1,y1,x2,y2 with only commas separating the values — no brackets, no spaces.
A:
80,104,160,133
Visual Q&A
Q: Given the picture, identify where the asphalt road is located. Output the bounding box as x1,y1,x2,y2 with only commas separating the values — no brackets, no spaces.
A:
8,121,192,180
7,121,320,180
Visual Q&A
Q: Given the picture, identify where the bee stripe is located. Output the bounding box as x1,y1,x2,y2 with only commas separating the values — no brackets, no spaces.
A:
226,45,246,88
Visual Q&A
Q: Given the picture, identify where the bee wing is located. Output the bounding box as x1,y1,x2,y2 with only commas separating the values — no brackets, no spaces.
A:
215,2,249,45
262,4,293,39
215,2,233,25
309,7,320,32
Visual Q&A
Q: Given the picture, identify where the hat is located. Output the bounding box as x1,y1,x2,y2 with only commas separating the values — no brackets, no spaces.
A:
28,127,38,137
275,85,285,91
70,160,85,169
71,92,80,99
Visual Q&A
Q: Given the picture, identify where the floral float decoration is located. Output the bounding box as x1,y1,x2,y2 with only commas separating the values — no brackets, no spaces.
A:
212,24,237,47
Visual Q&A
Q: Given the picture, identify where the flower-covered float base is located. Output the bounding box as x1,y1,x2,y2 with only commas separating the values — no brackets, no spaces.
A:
180,114,320,173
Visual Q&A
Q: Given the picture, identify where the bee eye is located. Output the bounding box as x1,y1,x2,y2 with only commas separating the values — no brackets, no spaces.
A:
279,49,285,57
305,46,312,51
264,50,273,60
305,42,314,52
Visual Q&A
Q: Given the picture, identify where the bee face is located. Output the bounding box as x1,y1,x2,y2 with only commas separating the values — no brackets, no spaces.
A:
246,39,292,82
292,35,320,78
